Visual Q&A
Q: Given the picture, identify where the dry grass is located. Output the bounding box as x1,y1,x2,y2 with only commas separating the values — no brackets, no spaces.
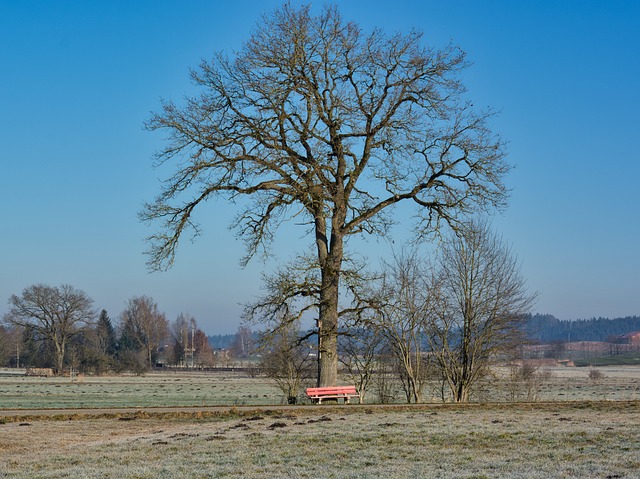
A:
1,367,639,477
1,402,639,478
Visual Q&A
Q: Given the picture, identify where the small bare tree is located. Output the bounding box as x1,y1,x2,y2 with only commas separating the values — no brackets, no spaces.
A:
232,326,255,359
170,313,207,367
428,220,536,402
505,362,551,402
588,368,605,383
372,346,400,404
258,318,315,404
372,250,436,403
4,284,95,374
339,324,385,403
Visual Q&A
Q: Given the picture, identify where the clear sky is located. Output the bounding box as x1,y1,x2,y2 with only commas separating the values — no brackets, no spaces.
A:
1,1,638,334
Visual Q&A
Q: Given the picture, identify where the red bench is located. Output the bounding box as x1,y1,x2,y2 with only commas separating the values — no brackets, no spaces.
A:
306,386,360,404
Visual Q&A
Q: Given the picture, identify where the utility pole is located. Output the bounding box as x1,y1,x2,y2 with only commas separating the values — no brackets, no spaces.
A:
191,320,195,368
316,318,322,387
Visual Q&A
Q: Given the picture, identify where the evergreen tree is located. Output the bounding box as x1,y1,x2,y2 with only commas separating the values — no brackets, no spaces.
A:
96,310,117,357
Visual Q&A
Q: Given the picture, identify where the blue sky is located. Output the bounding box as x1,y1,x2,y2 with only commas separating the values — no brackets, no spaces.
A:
1,1,638,334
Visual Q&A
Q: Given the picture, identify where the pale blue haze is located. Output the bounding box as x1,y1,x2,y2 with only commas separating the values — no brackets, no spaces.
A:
1,1,638,333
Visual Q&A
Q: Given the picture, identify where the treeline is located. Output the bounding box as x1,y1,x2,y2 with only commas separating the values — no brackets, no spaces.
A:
525,314,640,343
0,284,218,374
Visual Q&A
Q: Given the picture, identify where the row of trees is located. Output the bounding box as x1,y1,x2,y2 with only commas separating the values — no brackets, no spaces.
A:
0,289,215,374
254,221,536,403
0,221,534,405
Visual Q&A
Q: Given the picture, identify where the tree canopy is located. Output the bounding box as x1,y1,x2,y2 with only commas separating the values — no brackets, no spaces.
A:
3,284,95,374
142,4,510,386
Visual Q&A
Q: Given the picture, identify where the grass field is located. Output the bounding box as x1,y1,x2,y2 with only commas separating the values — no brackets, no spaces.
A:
574,353,640,367
1,367,640,478
1,402,639,478
0,370,282,409
1,365,639,410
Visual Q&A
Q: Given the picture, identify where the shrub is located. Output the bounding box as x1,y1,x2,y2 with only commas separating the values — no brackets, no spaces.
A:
588,368,605,383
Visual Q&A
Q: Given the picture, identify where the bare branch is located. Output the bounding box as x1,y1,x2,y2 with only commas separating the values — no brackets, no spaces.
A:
141,4,511,386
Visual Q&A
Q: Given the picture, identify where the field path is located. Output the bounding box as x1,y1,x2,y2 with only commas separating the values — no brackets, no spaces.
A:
0,403,417,421
2,399,638,421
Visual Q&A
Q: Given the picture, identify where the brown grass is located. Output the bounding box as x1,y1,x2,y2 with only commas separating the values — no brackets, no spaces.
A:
1,367,639,477
1,402,639,478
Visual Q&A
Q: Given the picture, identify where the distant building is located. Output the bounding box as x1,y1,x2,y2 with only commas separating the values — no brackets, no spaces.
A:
613,331,640,345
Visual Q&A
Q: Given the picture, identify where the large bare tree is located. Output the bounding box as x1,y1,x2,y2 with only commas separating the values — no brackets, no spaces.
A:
141,4,509,386
3,284,95,374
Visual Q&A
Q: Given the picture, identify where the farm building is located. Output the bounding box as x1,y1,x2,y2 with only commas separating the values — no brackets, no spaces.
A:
614,331,640,345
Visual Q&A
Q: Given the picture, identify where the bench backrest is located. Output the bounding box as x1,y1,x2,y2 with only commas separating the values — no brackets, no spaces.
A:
306,386,357,395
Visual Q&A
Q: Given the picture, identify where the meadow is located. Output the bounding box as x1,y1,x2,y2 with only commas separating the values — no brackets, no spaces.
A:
1,365,639,410
0,369,282,409
1,401,639,478
1,367,640,478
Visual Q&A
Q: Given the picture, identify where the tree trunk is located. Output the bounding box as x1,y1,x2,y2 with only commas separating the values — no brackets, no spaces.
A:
54,337,65,375
314,195,345,387
318,263,340,387
455,385,469,403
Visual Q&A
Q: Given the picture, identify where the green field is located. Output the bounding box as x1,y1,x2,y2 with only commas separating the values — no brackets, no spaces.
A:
0,370,282,409
574,353,640,367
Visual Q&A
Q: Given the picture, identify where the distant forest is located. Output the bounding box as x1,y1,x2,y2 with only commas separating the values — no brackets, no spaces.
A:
209,315,640,350
525,314,640,343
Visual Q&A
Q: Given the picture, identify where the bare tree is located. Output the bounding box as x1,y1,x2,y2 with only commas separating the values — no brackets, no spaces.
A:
118,296,169,368
168,314,214,368
141,4,509,386
505,362,551,402
372,250,435,403
193,329,216,367
170,313,196,366
371,343,401,404
339,324,385,403
258,317,315,404
3,284,95,374
428,220,536,402
231,325,255,359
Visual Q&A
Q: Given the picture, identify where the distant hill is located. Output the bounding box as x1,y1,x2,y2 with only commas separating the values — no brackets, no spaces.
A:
525,314,640,343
